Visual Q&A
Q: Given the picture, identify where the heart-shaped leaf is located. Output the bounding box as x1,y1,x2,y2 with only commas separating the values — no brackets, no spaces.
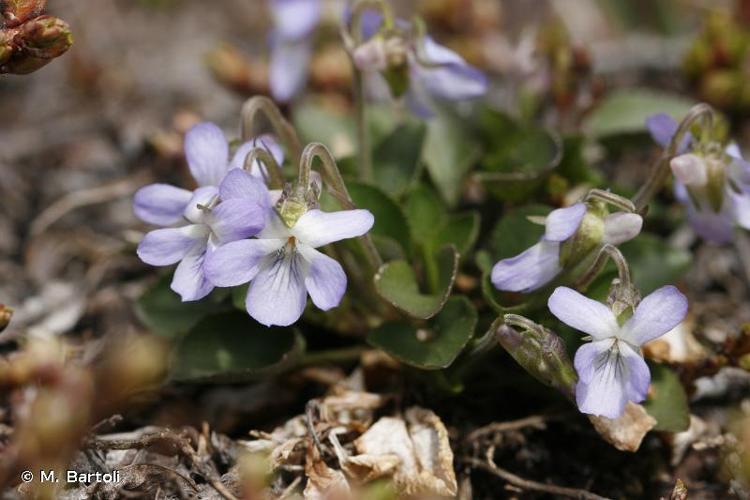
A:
136,275,227,338
374,245,459,319
431,212,480,257
368,296,477,369
406,185,446,244
422,111,481,207
373,121,426,197
170,312,305,383
643,364,690,432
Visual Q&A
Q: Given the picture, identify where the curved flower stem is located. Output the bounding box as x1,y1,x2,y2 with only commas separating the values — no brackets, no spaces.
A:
299,142,383,270
585,189,635,213
242,146,285,190
574,244,631,291
632,103,716,211
240,96,303,165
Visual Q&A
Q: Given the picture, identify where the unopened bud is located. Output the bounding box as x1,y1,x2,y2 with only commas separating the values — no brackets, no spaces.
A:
17,15,72,58
0,304,12,332
353,36,388,72
1,0,47,28
670,154,708,187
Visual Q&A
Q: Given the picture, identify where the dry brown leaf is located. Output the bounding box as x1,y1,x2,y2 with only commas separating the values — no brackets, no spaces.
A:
304,446,351,500
589,402,656,452
644,320,706,364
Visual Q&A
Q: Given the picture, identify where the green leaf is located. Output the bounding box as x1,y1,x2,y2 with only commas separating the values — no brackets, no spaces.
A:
406,185,446,244
643,364,690,432
346,182,412,255
422,112,481,206
619,233,690,294
490,205,550,260
476,110,562,202
170,312,305,382
431,212,480,257
368,296,477,369
374,245,459,319
372,121,426,197
135,275,227,338
584,89,694,138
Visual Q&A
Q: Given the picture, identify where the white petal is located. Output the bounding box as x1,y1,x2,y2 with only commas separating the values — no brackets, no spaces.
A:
298,245,346,311
544,203,587,242
621,286,688,345
245,250,308,326
171,248,214,301
205,238,284,288
291,209,374,248
670,154,708,187
133,183,192,226
136,225,208,266
548,287,619,339
491,240,561,293
602,213,643,245
183,186,219,225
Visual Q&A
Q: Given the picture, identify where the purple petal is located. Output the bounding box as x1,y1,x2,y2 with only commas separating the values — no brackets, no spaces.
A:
269,40,311,103
205,238,284,287
291,209,374,248
574,340,650,419
219,169,271,203
685,201,735,244
184,122,229,187
544,203,587,242
646,113,691,153
209,198,268,244
137,225,208,266
270,0,320,41
405,84,436,119
229,134,285,175
621,285,688,345
298,246,346,310
730,190,750,230
246,252,308,326
602,212,643,245
491,240,561,293
412,37,487,101
133,183,192,226
547,287,619,339
171,248,214,301
343,4,383,40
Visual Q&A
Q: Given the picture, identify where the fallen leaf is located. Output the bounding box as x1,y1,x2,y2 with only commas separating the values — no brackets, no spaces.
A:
589,402,657,452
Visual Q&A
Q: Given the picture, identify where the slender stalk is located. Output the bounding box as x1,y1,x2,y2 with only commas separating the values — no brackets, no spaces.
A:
503,314,542,334
574,244,631,291
242,146,285,190
240,96,303,164
299,142,383,270
585,189,636,213
632,103,716,211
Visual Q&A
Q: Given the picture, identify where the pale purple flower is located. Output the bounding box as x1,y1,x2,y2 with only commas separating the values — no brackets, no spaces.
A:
548,285,688,419
647,113,750,243
205,206,374,327
268,0,321,102
491,203,643,293
351,18,487,118
134,122,276,301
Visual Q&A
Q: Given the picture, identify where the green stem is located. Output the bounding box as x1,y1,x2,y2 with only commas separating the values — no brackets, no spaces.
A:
632,103,716,211
240,96,303,165
242,147,285,190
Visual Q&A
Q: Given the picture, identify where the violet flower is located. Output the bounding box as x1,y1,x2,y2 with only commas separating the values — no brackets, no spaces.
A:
134,122,275,301
351,17,487,118
492,203,643,293
268,0,321,102
647,113,750,243
205,204,374,327
548,285,688,419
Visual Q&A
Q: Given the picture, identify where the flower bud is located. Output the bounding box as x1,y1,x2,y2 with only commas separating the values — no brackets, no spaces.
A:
353,36,388,72
670,154,708,187
0,304,12,333
559,210,604,268
2,15,72,74
1,0,47,28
